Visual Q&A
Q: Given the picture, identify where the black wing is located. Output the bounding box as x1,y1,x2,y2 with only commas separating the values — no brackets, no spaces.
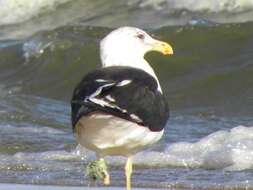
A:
71,66,169,132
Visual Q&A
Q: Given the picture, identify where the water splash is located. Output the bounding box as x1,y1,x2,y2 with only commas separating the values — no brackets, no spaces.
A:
133,126,253,171
1,0,253,39
0,0,71,25
136,0,253,13
4,125,253,171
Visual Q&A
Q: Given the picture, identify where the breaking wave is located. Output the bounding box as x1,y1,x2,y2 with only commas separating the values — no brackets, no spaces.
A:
2,125,253,172
134,0,253,13
0,0,71,25
1,0,253,39
135,125,253,171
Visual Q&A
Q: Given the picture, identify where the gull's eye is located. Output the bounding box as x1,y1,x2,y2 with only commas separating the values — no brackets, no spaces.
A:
136,33,145,40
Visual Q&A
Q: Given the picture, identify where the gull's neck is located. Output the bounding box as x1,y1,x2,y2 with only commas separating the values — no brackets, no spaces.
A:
100,52,162,92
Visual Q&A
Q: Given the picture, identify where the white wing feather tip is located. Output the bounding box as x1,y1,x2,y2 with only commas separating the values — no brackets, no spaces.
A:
96,79,108,82
116,80,132,87
105,95,116,102
130,114,143,122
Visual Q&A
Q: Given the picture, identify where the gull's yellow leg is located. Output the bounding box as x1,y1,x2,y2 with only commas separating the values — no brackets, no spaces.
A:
103,172,110,185
103,166,110,185
99,158,110,185
125,157,133,190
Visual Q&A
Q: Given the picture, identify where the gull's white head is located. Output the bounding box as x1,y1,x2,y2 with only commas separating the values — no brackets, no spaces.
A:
100,26,173,69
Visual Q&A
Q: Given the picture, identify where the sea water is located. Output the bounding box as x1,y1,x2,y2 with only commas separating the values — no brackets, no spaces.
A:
0,0,253,189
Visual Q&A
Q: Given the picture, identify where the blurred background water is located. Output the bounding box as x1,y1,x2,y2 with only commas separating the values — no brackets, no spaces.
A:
0,0,253,189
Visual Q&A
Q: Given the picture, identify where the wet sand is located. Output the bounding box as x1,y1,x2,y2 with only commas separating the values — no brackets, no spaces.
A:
0,184,164,190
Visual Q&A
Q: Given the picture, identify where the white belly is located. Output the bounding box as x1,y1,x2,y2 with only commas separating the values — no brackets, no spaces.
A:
75,113,164,157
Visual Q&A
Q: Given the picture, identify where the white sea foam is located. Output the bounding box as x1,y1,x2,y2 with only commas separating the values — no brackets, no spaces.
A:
1,0,253,27
2,126,253,172
133,125,253,171
2,124,66,134
135,0,253,13
7,145,95,162
0,0,70,25
13,150,79,161
1,0,253,40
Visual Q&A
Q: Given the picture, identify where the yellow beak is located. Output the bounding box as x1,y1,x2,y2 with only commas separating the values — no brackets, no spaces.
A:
151,40,174,55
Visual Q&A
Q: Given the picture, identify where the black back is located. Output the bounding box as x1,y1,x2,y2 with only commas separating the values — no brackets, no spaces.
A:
71,66,169,132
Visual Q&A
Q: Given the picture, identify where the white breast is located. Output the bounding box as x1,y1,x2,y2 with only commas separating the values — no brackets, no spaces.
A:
75,112,164,157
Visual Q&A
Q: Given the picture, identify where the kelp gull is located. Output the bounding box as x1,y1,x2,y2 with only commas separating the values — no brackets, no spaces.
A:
71,26,173,190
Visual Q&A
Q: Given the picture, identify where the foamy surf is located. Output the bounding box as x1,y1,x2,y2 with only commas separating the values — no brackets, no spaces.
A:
0,95,252,188
134,126,253,171
0,183,158,190
1,0,253,26
1,0,253,39
3,125,253,171
0,0,71,25
76,125,253,171
135,0,253,13
0,12,253,188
